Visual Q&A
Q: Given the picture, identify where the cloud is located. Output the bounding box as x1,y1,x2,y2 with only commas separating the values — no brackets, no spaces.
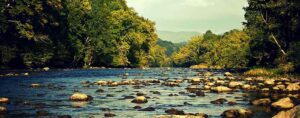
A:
180,0,215,7
126,0,247,33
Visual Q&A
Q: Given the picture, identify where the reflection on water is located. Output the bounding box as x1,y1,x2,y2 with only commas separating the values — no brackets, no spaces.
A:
0,68,274,117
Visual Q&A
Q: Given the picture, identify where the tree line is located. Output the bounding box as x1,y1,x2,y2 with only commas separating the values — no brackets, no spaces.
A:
171,0,300,73
1,0,299,72
0,0,168,69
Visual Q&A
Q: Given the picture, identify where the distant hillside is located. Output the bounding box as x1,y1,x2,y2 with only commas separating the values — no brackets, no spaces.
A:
157,31,200,43
157,39,185,56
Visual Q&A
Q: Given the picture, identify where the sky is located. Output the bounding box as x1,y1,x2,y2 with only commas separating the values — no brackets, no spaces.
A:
126,0,248,33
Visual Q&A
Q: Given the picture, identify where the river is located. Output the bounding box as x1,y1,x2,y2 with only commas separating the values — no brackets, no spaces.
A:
0,68,275,118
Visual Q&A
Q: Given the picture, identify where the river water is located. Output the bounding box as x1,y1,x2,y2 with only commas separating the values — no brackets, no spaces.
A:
0,68,275,118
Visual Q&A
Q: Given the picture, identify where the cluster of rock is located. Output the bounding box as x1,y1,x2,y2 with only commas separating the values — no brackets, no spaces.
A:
6,71,299,117
0,97,9,114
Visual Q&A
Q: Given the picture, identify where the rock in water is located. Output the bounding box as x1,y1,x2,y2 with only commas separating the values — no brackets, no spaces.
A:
273,105,300,118
251,98,271,106
221,108,252,118
211,86,232,93
139,107,155,111
43,67,50,71
211,98,227,104
228,81,243,88
191,78,201,84
272,97,294,109
224,72,232,76
0,98,9,103
264,79,275,85
0,106,7,114
70,93,93,101
30,84,41,88
104,113,116,117
131,96,148,104
165,108,185,115
287,82,300,92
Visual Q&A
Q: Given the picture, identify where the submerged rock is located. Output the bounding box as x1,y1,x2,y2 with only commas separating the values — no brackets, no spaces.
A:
104,113,116,117
0,98,9,103
271,97,294,109
0,106,7,114
251,98,271,106
95,89,105,93
69,93,93,101
273,105,300,118
131,96,148,104
139,107,155,111
195,90,205,96
211,98,227,104
221,108,252,118
165,108,185,115
228,101,237,106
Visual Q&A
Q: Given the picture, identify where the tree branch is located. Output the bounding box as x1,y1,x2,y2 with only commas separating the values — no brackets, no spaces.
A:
260,13,287,55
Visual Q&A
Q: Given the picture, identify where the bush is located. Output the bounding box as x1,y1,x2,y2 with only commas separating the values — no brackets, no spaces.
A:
243,68,274,76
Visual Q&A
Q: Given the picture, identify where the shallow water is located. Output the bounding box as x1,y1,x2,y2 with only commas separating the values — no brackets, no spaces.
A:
0,68,274,118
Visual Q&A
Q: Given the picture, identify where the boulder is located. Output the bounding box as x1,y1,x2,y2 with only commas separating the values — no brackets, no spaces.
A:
95,81,108,85
195,113,208,118
131,96,148,104
264,79,275,85
43,67,50,71
216,80,225,85
0,106,7,114
211,86,232,93
224,72,233,76
242,84,251,90
228,81,243,88
186,85,201,93
221,108,252,118
273,105,300,118
203,85,211,90
204,72,212,77
165,108,185,115
211,98,227,104
251,98,271,106
70,93,93,101
0,98,9,103
191,78,201,84
272,97,294,109
245,77,253,81
155,115,206,118
287,82,300,92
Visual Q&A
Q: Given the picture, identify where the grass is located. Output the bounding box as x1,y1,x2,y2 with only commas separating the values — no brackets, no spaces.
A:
243,68,276,76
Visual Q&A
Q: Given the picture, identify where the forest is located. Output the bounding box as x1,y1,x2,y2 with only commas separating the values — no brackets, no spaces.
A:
0,0,300,73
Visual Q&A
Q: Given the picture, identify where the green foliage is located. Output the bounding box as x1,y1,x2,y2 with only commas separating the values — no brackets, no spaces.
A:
244,0,300,71
0,0,166,69
172,30,251,68
157,39,182,56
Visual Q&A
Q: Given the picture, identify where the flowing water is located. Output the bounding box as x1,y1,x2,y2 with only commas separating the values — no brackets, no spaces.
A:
0,68,275,118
